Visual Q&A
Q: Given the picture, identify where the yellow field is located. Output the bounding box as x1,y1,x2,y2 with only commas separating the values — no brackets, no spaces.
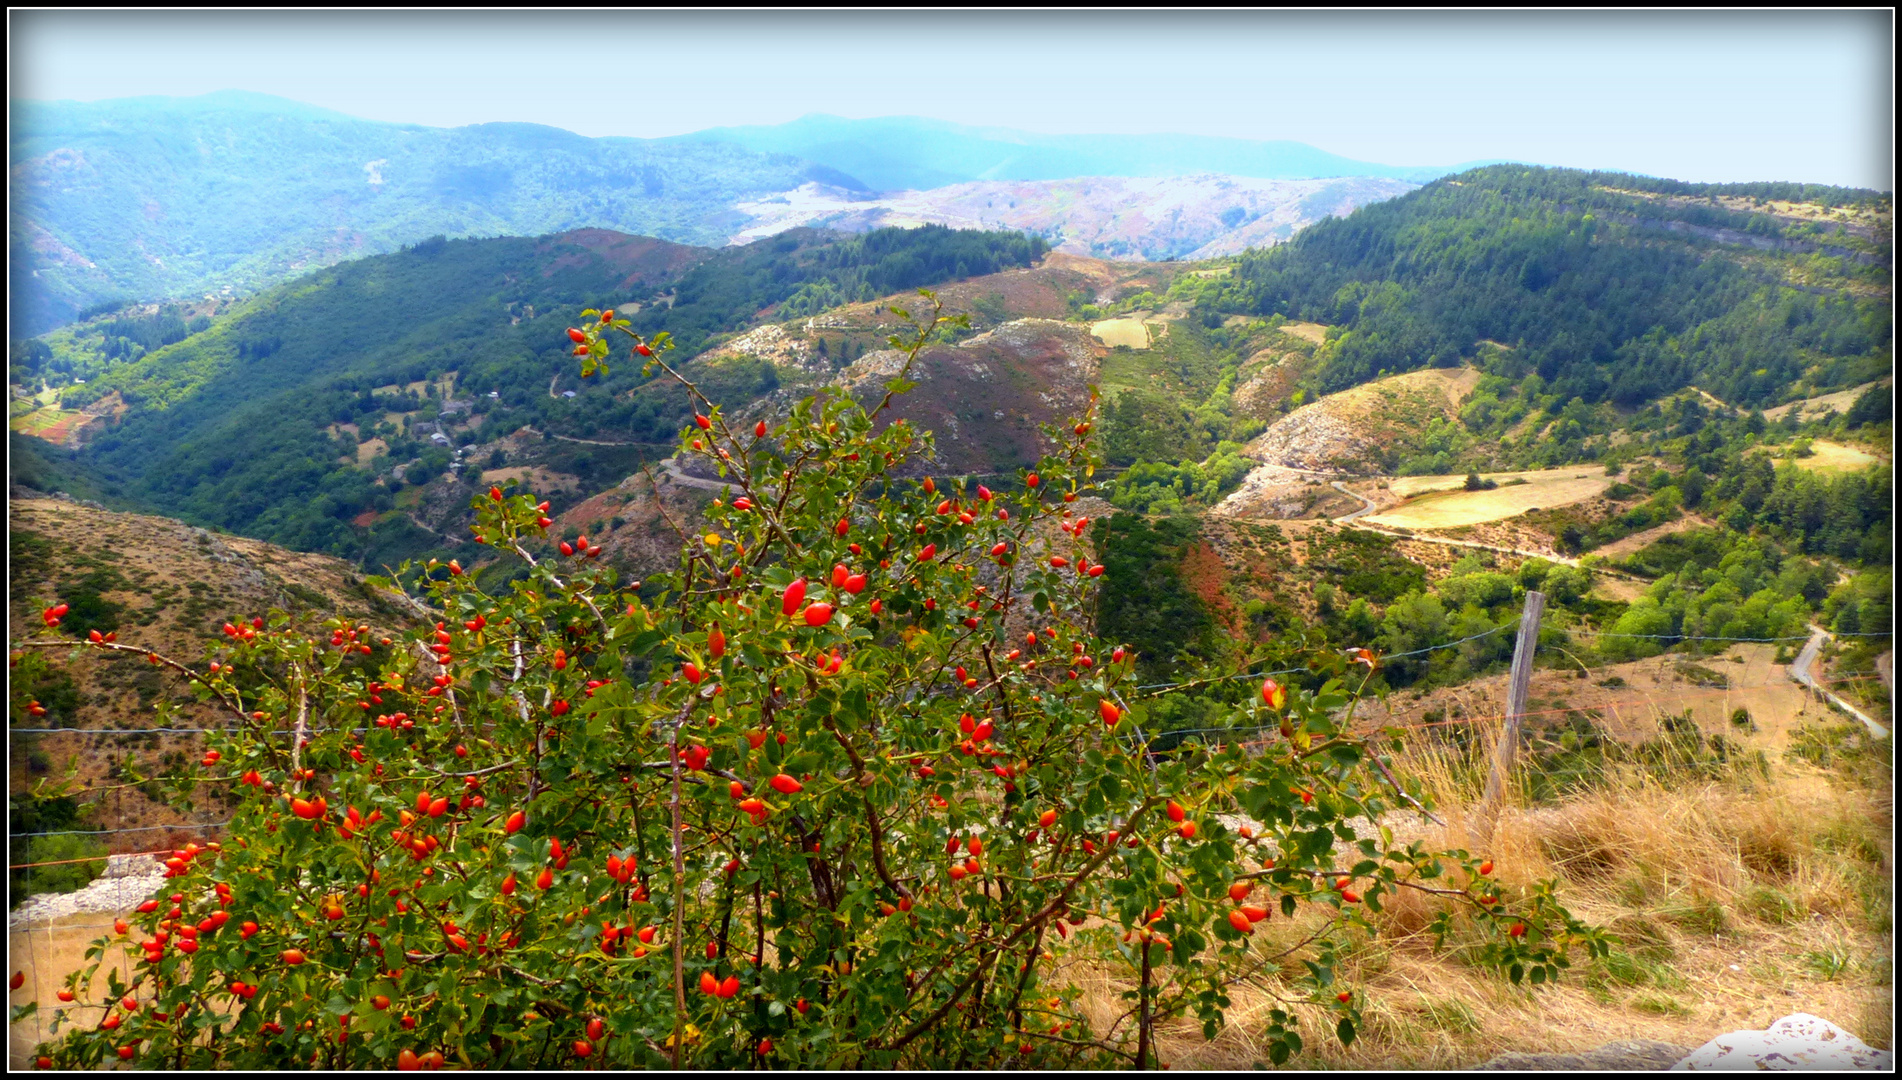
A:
1090,318,1153,350
1388,465,1609,499
355,437,387,465
1782,440,1885,474
1367,466,1609,530
1277,321,1329,345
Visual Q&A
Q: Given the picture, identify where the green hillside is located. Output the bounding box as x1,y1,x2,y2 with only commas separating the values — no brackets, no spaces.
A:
9,92,839,335
1204,166,1891,407
22,225,1045,562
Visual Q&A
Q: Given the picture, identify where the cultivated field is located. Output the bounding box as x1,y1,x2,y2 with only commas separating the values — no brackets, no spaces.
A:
8,404,76,438
1388,465,1609,500
1366,466,1611,530
1090,317,1155,350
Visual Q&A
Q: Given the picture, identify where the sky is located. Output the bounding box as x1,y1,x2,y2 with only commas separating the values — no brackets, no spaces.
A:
9,10,1894,189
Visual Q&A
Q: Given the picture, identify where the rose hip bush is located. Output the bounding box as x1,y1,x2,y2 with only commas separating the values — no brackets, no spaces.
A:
15,297,1608,1069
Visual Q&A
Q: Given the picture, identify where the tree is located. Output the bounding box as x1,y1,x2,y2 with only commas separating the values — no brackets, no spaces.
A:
15,296,1606,1070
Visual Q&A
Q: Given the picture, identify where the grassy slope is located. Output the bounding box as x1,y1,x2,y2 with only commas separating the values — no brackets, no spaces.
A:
9,496,415,840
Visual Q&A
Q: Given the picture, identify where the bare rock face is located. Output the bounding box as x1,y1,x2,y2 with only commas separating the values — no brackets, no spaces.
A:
1670,1013,1893,1072
1210,463,1330,520
1243,400,1371,473
1475,1040,1697,1071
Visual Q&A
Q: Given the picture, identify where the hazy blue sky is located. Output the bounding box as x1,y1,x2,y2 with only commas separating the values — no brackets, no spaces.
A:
10,10,1892,189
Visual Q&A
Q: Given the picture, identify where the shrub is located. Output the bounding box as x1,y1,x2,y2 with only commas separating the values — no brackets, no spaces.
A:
9,833,108,910
15,297,1607,1070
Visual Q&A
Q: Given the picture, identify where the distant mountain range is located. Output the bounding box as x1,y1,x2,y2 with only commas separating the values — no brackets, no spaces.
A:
667,113,1491,191
726,175,1419,261
9,92,817,335
9,93,1487,335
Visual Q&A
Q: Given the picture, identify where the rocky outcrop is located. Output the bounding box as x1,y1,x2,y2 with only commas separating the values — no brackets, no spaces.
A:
9,855,167,930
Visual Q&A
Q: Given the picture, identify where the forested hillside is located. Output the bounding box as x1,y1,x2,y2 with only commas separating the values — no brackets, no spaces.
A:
11,166,1888,668
1205,166,1891,407
9,92,837,335
12,225,1046,561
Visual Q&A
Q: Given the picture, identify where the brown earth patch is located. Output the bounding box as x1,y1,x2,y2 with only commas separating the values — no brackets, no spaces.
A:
1245,368,1481,474
837,319,1099,476
540,228,708,290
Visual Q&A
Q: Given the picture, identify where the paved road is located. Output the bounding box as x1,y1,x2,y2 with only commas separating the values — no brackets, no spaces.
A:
1790,626,1889,739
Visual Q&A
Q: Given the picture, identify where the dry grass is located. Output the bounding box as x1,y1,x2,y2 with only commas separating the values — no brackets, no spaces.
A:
8,913,140,1069
10,712,1887,1070
1035,716,1891,1069
1090,318,1154,350
1368,469,1610,531
1780,441,1886,475
1387,466,1609,501
1278,322,1329,345
1762,378,1892,422
479,466,581,492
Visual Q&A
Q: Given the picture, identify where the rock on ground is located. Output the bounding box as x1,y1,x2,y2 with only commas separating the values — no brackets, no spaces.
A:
8,855,166,931
1670,1013,1893,1071
1475,1040,1697,1070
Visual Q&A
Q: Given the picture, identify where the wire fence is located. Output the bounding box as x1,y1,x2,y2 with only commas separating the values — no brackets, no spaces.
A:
6,607,1889,898
6,609,1890,1074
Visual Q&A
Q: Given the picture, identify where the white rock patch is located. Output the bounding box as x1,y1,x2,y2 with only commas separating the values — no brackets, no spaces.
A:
1671,1013,1892,1071
9,855,166,931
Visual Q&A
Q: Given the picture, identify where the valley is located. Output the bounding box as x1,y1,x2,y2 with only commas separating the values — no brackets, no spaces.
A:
7,159,1892,1071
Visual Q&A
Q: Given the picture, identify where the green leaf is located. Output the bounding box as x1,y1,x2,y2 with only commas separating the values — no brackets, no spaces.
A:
1337,1016,1356,1047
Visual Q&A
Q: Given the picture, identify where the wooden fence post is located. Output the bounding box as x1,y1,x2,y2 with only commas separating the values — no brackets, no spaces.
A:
1475,590,1545,850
